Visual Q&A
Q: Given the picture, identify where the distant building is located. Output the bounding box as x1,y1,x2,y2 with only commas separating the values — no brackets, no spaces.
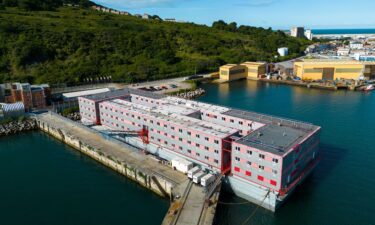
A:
290,27,305,38
354,54,375,62
165,18,176,22
10,83,32,112
0,84,5,102
0,102,25,120
30,85,47,109
62,88,114,103
337,47,351,56
142,14,151,19
294,59,375,81
219,62,267,81
305,29,313,40
277,47,289,57
0,83,49,111
275,60,295,76
241,62,267,79
305,45,317,54
350,41,364,50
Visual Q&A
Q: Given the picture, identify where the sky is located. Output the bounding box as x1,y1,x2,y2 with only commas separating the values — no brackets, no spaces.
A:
92,0,375,29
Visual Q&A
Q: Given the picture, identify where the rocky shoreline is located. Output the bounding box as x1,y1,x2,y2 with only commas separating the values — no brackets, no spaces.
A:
174,88,206,99
0,119,38,137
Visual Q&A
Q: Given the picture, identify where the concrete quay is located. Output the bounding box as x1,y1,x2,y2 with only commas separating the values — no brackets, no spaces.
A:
162,180,221,225
35,112,187,197
34,112,217,225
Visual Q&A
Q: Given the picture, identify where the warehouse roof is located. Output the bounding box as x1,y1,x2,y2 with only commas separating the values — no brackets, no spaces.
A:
104,98,238,138
295,59,375,65
82,88,165,102
63,88,112,99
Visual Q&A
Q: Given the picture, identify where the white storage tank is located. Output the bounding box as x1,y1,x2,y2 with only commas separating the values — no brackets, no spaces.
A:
171,158,193,174
200,174,215,187
193,171,205,184
188,166,201,179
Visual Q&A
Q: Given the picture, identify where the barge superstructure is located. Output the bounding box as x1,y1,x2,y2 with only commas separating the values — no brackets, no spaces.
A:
78,88,321,211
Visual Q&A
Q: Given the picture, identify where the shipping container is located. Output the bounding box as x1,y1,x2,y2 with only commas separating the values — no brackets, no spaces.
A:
171,158,193,174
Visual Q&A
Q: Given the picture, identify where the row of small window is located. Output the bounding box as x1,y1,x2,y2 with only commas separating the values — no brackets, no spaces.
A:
234,147,279,163
234,157,278,174
82,113,94,118
82,107,95,112
101,110,221,144
134,96,160,104
80,100,94,105
150,136,219,164
150,135,220,154
151,129,217,149
102,120,140,129
203,113,252,126
153,124,220,144
234,167,277,186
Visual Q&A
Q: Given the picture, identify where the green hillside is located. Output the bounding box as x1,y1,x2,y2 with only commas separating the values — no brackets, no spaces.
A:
0,2,311,84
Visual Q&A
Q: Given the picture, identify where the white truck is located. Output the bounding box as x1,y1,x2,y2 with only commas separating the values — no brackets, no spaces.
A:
200,174,216,187
171,158,193,174
187,166,201,179
193,171,206,184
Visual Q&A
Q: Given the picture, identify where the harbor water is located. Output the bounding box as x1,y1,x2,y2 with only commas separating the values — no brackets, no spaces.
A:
1,80,375,225
198,80,375,225
0,132,168,225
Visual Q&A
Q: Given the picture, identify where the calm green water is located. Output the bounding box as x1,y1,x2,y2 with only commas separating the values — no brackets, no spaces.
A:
199,81,375,225
0,132,168,225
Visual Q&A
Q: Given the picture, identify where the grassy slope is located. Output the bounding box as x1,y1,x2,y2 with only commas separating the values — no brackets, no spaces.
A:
0,7,309,84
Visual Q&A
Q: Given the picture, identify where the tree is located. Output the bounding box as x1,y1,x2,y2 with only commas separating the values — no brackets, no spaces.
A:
212,20,228,30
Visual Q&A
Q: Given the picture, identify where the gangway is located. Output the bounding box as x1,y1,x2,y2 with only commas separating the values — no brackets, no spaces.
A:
109,126,149,144
205,173,223,201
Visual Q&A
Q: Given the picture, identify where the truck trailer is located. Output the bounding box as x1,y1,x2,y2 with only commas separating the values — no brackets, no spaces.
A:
200,174,216,187
188,166,201,179
193,172,206,184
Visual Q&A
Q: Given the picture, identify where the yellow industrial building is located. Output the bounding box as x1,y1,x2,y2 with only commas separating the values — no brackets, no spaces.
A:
294,59,375,81
219,62,267,82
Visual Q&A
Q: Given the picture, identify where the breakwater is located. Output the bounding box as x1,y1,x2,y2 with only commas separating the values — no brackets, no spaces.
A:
0,119,38,137
173,88,206,99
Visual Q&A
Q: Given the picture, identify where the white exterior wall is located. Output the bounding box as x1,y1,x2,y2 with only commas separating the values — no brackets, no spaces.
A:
98,100,230,171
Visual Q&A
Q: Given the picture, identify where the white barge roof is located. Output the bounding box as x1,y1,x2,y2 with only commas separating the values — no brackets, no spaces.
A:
106,99,238,138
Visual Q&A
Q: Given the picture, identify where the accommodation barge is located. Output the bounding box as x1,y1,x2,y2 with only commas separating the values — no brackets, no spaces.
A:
78,88,320,211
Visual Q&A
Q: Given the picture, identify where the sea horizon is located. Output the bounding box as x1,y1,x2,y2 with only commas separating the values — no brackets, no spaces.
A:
312,28,375,35
280,28,375,35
